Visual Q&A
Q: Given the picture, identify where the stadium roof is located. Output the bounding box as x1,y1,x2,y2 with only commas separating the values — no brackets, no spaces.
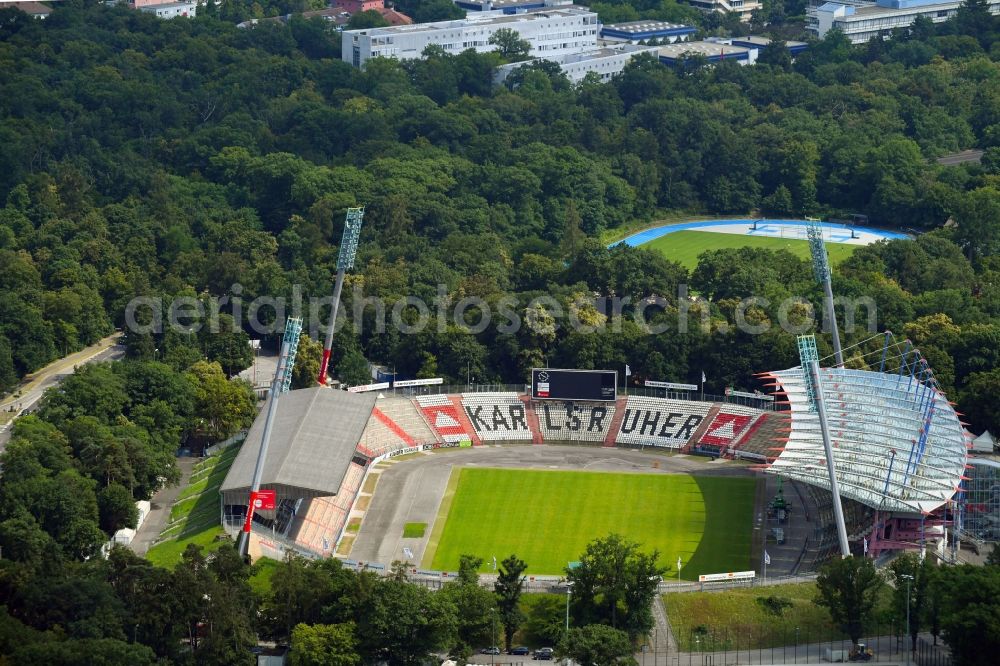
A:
221,387,376,498
762,367,968,514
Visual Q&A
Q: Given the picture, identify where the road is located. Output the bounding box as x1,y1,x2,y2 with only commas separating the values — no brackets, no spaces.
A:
0,333,124,452
936,149,983,166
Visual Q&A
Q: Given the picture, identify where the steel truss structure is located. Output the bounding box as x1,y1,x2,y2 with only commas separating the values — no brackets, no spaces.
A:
761,333,968,515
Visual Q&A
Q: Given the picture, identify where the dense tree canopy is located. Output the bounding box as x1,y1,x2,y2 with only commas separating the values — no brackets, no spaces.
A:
0,4,998,431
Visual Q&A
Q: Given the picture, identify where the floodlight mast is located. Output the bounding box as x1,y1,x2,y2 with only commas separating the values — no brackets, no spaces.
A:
806,221,844,367
318,207,364,385
238,317,302,559
798,334,851,558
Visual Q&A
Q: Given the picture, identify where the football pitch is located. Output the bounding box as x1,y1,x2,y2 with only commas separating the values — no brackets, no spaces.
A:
645,230,858,270
423,468,756,576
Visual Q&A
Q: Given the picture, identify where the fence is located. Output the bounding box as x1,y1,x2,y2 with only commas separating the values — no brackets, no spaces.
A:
643,626,951,666
350,382,777,411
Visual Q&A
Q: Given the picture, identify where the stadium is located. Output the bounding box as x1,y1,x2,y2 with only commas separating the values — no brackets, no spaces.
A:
218,215,981,583
219,344,975,579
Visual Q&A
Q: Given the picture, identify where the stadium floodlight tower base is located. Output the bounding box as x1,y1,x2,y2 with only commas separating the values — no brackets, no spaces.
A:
318,207,365,385
806,220,844,368
798,334,851,558
238,317,302,559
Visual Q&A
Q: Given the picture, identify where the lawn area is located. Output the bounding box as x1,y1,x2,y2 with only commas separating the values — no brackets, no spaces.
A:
424,468,754,576
645,230,857,270
403,522,427,538
664,582,893,651
249,558,281,597
145,444,242,568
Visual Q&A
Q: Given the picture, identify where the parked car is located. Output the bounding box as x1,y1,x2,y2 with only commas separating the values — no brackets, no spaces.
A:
480,646,501,655
510,646,530,655
533,647,554,660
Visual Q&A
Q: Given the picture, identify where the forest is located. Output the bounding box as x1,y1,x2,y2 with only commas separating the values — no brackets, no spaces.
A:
0,0,999,663
0,1,999,440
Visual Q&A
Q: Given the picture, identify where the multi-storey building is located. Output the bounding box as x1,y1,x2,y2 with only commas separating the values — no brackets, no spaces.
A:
342,5,599,67
494,43,659,84
133,0,196,18
599,20,697,44
682,0,763,22
813,0,1000,43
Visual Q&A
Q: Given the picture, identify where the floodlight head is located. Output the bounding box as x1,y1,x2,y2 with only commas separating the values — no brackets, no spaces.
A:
806,220,831,283
337,207,365,271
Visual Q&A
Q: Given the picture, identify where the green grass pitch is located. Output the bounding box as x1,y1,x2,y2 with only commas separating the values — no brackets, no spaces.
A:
424,468,756,576
644,230,858,270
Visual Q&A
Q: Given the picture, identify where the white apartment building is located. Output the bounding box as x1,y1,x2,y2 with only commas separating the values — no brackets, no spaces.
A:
682,0,763,22
494,43,660,84
814,0,1000,43
342,5,599,67
135,0,197,19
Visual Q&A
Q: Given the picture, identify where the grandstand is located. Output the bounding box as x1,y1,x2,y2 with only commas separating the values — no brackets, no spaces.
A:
219,387,379,556
732,411,788,461
615,396,713,449
760,346,969,558
415,394,475,443
533,399,618,443
762,366,967,514
462,392,533,441
377,397,437,444
225,369,966,563
218,382,787,558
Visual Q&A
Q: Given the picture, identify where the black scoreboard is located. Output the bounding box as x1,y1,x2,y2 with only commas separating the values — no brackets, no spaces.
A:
531,369,617,402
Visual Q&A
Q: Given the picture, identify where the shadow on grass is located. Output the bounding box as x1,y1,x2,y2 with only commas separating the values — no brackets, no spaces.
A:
683,475,756,579
147,445,242,567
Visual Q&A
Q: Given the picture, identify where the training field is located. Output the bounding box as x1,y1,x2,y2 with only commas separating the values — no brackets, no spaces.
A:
424,468,755,576
646,230,858,270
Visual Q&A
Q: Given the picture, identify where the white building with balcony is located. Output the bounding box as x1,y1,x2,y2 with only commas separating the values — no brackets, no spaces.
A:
494,43,659,84
814,0,1000,43
682,0,762,22
342,5,599,67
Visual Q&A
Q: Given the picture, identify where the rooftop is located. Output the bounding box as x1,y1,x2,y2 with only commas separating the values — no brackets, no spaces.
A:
824,0,962,15
221,387,376,497
730,35,808,47
764,367,968,514
602,20,695,32
658,41,751,59
346,5,595,36
0,1,52,14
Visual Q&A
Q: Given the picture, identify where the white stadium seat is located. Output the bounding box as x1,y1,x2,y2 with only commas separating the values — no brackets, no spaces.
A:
615,397,711,449
461,393,532,441
534,401,615,443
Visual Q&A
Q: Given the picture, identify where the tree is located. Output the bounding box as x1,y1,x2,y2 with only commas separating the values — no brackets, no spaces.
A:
561,200,585,260
489,28,531,62
557,624,637,666
495,554,528,653
889,553,930,654
758,40,792,70
186,361,256,443
356,577,457,664
952,188,1000,261
815,557,884,647
347,10,390,30
204,314,254,377
97,482,139,535
523,595,566,646
440,559,498,657
290,623,359,666
566,534,666,641
988,544,1000,567
337,349,370,386
937,565,1000,666
291,334,322,389
394,0,464,22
